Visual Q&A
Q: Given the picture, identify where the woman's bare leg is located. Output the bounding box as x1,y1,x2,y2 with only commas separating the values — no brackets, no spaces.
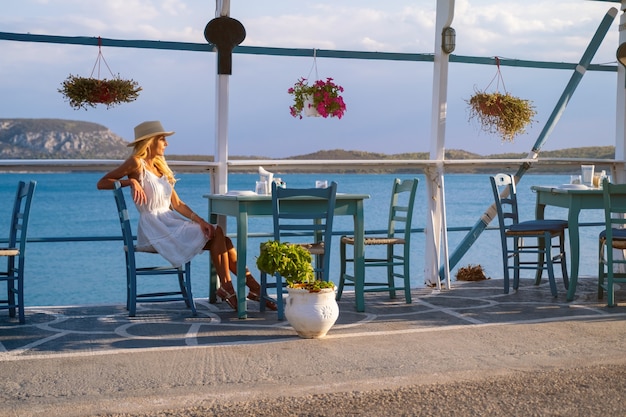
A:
211,228,275,310
206,226,237,310
206,227,231,285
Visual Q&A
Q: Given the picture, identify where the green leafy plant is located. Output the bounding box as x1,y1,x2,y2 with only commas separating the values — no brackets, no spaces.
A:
288,77,346,119
256,240,335,291
58,74,142,110
467,91,536,142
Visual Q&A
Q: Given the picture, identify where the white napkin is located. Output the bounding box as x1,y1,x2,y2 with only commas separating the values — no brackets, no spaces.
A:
259,166,274,193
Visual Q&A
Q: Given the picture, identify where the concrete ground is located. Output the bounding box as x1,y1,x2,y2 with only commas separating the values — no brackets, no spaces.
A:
1,277,626,417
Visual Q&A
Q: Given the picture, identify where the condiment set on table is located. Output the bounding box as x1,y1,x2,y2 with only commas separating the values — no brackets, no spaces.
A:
254,166,329,195
570,164,609,189
255,166,286,194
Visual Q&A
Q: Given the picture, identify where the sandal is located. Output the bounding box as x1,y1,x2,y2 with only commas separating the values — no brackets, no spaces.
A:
247,291,278,311
246,274,278,311
216,284,238,312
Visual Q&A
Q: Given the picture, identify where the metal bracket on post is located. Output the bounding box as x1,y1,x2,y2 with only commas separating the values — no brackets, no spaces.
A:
204,16,246,75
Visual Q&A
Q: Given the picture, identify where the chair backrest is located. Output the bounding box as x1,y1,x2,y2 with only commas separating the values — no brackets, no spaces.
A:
490,173,520,230
602,179,626,239
112,181,137,265
7,181,36,259
386,178,419,238
271,181,338,281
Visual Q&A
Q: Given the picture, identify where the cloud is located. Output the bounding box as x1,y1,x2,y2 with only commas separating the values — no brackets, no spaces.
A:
455,0,619,62
241,4,436,53
0,0,621,158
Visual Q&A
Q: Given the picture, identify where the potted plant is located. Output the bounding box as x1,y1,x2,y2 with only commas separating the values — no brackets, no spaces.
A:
59,74,142,110
288,77,346,119
257,240,339,338
466,91,536,142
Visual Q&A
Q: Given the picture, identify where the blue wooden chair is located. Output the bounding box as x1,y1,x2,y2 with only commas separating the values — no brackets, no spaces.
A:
112,181,196,317
0,180,36,324
259,181,337,320
490,173,568,297
337,178,418,306
598,178,626,307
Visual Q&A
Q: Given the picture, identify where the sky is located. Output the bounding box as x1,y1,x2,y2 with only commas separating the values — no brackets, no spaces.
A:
0,0,624,158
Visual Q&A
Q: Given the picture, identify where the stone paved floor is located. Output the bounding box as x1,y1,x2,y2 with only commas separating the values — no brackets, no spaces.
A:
1,277,625,359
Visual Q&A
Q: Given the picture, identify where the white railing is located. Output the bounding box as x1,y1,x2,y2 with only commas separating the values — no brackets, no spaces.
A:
0,158,623,173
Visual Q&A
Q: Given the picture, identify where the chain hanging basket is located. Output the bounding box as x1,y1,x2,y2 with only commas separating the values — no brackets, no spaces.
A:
466,57,535,142
287,49,346,119
58,37,141,110
288,77,346,119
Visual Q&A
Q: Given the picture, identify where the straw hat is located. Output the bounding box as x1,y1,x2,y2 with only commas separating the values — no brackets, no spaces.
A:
127,121,175,147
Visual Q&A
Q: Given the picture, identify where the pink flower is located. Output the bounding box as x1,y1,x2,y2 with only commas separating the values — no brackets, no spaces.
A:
287,77,346,119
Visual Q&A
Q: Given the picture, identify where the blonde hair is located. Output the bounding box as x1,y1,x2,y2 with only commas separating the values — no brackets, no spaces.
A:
132,136,177,185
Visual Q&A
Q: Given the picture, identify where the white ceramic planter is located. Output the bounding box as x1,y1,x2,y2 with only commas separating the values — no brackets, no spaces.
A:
303,95,320,117
284,287,339,338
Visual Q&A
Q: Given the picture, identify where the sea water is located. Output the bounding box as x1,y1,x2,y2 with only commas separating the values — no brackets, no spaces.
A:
0,172,603,307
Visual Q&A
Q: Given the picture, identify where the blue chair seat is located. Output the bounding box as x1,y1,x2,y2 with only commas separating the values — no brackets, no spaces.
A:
599,228,626,241
508,220,568,233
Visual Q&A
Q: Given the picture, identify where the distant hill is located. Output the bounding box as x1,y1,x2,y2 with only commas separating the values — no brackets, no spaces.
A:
173,147,616,161
0,118,617,162
0,118,130,159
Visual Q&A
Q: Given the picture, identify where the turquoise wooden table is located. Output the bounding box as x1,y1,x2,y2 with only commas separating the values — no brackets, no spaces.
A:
205,192,370,319
531,185,604,301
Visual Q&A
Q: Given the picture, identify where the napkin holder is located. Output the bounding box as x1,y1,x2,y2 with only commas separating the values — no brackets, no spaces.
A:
259,166,274,194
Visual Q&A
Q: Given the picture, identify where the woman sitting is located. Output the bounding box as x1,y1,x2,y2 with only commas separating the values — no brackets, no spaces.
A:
97,120,275,312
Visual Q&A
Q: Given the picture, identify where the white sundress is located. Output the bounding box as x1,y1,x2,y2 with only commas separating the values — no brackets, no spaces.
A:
134,162,207,267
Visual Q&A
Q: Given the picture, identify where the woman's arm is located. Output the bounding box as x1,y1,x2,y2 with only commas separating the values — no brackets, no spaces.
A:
170,188,214,240
96,157,140,189
97,157,147,205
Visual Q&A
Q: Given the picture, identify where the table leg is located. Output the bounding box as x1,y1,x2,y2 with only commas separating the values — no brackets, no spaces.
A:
208,256,218,304
236,211,249,319
354,200,365,312
534,202,547,285
566,207,581,302
208,208,218,304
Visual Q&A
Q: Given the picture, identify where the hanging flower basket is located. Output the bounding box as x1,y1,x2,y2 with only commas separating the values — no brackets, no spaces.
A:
467,91,536,142
58,37,142,110
288,77,346,119
466,57,536,142
59,74,141,110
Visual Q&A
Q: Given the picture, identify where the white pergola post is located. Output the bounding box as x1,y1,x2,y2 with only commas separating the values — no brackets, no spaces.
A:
424,0,455,289
616,0,626,177
213,0,230,195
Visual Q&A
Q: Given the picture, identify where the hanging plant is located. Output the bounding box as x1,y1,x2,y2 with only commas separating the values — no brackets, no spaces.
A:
58,37,142,110
59,75,141,110
466,57,536,142
467,91,535,142
288,49,346,119
288,77,346,119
